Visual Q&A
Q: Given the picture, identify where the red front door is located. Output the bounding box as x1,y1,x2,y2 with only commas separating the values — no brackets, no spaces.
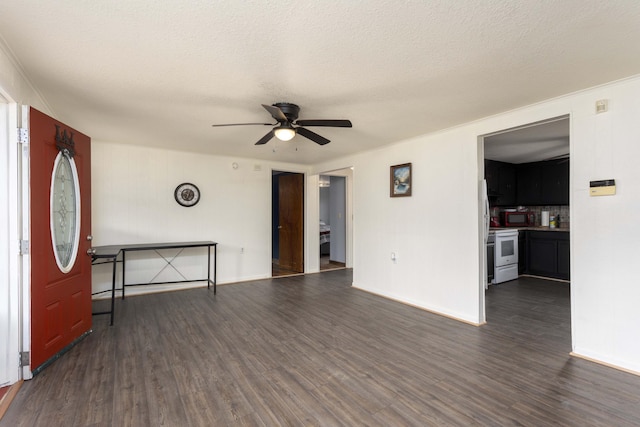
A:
29,107,92,371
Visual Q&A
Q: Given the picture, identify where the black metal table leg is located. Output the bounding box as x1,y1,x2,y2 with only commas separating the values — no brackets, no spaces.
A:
122,250,126,299
110,254,117,325
213,244,217,294
207,245,211,290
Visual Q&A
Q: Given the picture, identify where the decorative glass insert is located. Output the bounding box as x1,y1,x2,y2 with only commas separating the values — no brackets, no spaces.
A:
50,151,80,273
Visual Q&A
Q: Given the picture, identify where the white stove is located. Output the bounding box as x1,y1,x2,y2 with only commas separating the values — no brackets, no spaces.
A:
493,229,519,284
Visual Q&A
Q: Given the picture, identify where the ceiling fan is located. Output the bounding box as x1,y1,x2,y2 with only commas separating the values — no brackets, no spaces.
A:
211,102,352,145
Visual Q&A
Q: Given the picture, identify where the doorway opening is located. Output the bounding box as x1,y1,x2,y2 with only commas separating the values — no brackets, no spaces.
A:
319,175,346,271
480,116,571,345
272,171,304,277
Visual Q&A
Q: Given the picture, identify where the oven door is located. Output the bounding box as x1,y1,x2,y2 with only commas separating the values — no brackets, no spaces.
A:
495,230,519,267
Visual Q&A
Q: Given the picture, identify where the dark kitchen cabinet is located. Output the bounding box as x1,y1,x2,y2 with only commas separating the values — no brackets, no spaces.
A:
526,231,570,280
518,231,526,274
541,160,569,205
557,239,570,278
516,163,542,205
485,159,499,197
516,159,569,206
497,163,516,206
485,160,516,206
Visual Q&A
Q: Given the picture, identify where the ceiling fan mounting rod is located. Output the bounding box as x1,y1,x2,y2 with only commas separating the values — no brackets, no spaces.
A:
272,102,300,122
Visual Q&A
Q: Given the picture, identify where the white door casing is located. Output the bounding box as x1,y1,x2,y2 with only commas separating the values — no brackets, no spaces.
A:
19,105,32,380
0,97,23,385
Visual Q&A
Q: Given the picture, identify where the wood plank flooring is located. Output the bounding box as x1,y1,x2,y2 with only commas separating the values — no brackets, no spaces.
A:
319,256,345,272
272,256,345,277
3,271,640,426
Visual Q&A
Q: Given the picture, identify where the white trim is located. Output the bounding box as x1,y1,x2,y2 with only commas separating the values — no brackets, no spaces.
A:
478,114,573,333
18,105,31,379
0,37,55,116
0,99,26,385
0,94,14,385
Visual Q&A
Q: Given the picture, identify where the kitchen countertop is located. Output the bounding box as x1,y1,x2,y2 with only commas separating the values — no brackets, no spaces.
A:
490,226,569,232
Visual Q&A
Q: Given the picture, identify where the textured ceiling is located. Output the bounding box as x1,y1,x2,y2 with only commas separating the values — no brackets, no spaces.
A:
484,117,569,164
1,1,640,164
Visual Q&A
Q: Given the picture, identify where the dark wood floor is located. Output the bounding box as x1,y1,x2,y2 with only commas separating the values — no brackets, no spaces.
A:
272,256,345,277
3,272,640,426
319,255,345,271
271,261,301,277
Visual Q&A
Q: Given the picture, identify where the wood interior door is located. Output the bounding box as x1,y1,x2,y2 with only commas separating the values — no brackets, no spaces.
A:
278,173,304,272
29,107,92,372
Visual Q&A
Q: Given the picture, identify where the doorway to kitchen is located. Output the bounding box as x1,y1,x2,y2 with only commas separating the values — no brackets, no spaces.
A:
480,116,571,341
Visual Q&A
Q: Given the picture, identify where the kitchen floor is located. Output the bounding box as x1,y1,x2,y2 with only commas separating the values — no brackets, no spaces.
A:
486,276,570,340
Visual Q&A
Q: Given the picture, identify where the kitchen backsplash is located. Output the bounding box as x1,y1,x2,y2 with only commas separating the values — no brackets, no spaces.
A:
527,205,569,227
491,205,570,227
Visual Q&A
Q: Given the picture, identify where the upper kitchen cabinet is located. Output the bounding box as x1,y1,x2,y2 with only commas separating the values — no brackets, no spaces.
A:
485,159,500,197
485,160,516,206
516,163,541,205
541,159,569,205
516,159,569,206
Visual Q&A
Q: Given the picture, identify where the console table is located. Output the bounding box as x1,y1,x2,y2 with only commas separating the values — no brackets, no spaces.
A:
91,241,217,325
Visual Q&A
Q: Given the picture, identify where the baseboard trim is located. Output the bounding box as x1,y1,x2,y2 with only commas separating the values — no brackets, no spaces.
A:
570,352,640,377
0,380,23,420
352,285,483,326
519,274,570,284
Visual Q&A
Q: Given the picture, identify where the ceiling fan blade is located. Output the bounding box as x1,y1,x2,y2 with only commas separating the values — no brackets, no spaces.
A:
212,122,273,127
297,127,330,145
255,130,275,145
262,104,288,122
295,119,352,128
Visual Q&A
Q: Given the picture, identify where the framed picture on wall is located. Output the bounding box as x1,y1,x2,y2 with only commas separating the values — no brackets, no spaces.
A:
390,163,412,197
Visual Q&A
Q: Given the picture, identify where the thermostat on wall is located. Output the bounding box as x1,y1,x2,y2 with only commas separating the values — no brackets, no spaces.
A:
590,179,616,196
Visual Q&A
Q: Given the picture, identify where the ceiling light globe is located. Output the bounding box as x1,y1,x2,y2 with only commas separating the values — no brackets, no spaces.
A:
274,127,296,141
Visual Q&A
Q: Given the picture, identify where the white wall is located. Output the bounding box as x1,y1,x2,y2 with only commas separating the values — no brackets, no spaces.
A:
329,176,346,263
0,40,55,385
355,129,481,324
4,30,640,376
569,78,640,372
316,74,640,374
90,142,313,295
319,184,330,224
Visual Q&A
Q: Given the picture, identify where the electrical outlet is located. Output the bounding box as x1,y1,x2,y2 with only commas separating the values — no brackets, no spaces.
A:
391,252,397,262
240,247,244,254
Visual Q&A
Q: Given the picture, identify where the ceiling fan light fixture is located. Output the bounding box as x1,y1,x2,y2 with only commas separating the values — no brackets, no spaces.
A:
274,124,296,141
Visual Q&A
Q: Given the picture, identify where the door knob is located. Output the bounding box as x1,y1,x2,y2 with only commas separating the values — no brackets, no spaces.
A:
87,235,93,241
86,248,96,256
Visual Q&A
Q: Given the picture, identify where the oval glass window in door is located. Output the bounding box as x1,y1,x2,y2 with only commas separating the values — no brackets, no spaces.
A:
50,151,81,273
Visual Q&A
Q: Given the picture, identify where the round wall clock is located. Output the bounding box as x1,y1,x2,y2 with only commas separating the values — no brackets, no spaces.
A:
174,182,200,207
